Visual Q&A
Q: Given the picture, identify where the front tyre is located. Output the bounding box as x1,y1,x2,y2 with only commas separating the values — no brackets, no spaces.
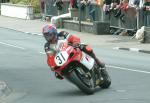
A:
66,67,95,95
99,69,111,89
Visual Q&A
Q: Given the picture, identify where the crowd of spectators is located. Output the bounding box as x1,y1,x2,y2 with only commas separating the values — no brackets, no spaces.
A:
44,0,150,36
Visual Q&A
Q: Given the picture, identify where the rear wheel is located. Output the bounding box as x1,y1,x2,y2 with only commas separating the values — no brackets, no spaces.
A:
66,66,95,95
99,69,111,88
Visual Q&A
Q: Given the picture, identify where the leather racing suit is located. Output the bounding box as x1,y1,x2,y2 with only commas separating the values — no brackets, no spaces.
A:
44,31,104,79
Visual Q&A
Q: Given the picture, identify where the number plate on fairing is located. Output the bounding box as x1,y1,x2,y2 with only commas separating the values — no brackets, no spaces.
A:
54,51,69,66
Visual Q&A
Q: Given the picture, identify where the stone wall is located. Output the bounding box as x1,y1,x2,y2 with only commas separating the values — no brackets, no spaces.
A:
62,20,110,34
1,3,33,20
63,20,93,33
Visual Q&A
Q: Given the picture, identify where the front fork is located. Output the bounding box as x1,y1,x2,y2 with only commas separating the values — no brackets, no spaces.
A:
91,63,105,87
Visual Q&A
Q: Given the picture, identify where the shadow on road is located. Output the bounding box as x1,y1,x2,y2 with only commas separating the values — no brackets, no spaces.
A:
52,89,85,97
51,87,104,97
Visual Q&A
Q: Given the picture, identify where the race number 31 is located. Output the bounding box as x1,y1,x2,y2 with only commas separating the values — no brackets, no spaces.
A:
54,51,69,66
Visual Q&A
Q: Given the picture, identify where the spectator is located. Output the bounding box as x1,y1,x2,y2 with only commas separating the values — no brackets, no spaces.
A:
114,0,129,22
96,0,104,6
87,0,97,21
143,0,150,11
128,0,140,7
40,0,45,13
56,0,63,10
54,0,64,15
120,0,129,11
139,0,145,8
70,0,78,8
103,0,112,14
143,0,150,26
80,0,88,10
40,0,45,20
110,0,120,10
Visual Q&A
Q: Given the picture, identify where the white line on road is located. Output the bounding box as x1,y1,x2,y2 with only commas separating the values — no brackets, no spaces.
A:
39,52,45,54
107,65,150,74
129,48,140,52
38,51,150,74
0,42,25,50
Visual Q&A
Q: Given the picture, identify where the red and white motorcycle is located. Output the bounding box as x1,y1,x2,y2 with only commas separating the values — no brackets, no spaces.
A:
50,40,111,94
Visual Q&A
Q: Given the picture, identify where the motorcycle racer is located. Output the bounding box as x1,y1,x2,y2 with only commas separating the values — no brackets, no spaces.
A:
42,24,105,79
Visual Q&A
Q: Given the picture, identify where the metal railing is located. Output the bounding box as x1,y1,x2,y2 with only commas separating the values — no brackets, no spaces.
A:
45,2,150,29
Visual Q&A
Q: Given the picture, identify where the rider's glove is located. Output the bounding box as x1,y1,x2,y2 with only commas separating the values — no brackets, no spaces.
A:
79,44,85,51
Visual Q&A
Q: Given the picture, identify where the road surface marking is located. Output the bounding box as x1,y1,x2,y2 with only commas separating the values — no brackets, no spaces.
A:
129,48,140,52
39,52,45,54
116,90,126,93
39,52,150,74
107,65,150,74
0,42,25,50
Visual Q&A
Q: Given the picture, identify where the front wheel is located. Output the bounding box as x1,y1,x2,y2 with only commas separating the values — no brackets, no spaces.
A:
65,66,95,95
99,69,111,89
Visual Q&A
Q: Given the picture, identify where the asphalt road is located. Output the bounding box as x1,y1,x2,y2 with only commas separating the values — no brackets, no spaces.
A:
0,28,150,103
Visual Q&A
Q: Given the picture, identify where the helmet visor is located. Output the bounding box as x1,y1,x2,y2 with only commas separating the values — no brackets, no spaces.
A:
43,32,54,41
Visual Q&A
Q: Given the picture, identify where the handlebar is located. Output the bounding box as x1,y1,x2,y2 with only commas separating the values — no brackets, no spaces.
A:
68,43,85,50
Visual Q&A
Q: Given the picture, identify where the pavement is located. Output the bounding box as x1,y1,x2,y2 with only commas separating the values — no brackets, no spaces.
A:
0,16,150,54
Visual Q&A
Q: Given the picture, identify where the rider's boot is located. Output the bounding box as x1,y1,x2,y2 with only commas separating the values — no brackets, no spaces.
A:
55,72,64,80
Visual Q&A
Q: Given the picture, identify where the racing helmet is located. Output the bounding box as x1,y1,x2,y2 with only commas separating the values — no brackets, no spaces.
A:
42,25,58,42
